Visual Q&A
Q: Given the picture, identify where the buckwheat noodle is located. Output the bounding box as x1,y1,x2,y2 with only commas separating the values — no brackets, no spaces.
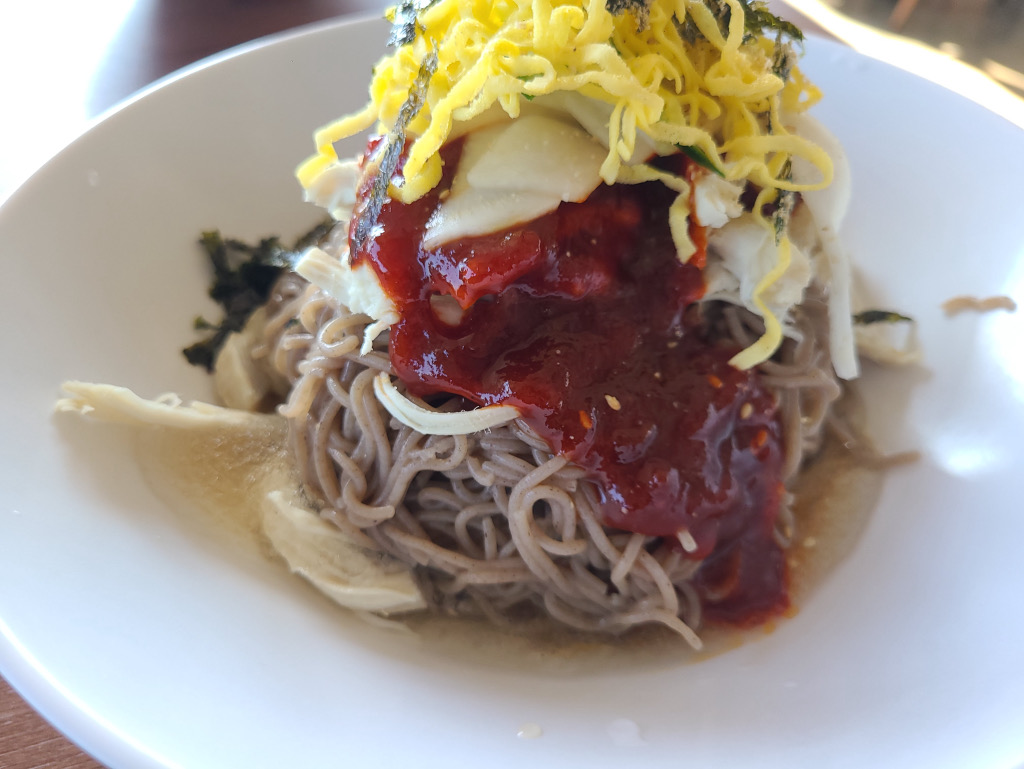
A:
249,243,845,648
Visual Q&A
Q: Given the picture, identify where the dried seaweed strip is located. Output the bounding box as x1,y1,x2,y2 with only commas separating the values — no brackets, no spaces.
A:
388,0,440,47
351,50,439,252
854,310,914,325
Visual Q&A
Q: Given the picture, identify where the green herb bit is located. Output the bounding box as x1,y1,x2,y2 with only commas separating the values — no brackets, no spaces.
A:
853,310,914,325
517,75,538,100
192,316,219,332
678,144,725,177
737,0,804,41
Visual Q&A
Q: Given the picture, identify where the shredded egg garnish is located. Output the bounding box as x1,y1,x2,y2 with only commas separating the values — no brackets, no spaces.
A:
297,0,843,371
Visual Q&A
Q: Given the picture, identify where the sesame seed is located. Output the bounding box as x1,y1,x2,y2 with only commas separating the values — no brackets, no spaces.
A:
605,394,622,411
740,402,753,419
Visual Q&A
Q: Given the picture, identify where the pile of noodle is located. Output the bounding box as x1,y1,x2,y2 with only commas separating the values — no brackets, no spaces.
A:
250,231,844,647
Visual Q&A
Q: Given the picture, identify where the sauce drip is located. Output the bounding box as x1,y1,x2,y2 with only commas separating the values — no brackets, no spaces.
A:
352,139,787,624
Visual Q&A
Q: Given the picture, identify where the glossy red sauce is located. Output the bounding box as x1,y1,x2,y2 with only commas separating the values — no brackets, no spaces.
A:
351,138,788,624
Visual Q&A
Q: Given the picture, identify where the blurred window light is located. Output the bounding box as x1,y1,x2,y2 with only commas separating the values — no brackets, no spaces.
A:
0,1,138,200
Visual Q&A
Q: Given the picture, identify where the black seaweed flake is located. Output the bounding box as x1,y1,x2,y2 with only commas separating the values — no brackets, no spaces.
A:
853,310,915,325
772,189,795,243
387,0,440,47
706,0,733,37
678,1,803,65
183,221,332,371
676,13,702,45
770,159,795,243
606,0,652,31
769,30,799,80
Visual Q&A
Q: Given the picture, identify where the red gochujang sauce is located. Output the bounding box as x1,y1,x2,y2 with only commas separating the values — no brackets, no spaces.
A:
350,138,787,625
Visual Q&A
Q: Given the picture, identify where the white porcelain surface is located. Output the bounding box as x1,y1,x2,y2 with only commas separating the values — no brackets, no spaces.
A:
0,17,1022,769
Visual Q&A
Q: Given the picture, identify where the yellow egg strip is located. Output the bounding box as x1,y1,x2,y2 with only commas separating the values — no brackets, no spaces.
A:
729,235,792,369
299,0,835,369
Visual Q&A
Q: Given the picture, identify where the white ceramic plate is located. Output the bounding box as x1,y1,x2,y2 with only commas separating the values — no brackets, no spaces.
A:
1,16,1023,769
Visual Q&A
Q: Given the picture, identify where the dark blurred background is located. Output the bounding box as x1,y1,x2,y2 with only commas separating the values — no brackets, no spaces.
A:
78,0,1024,114
836,0,1024,91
